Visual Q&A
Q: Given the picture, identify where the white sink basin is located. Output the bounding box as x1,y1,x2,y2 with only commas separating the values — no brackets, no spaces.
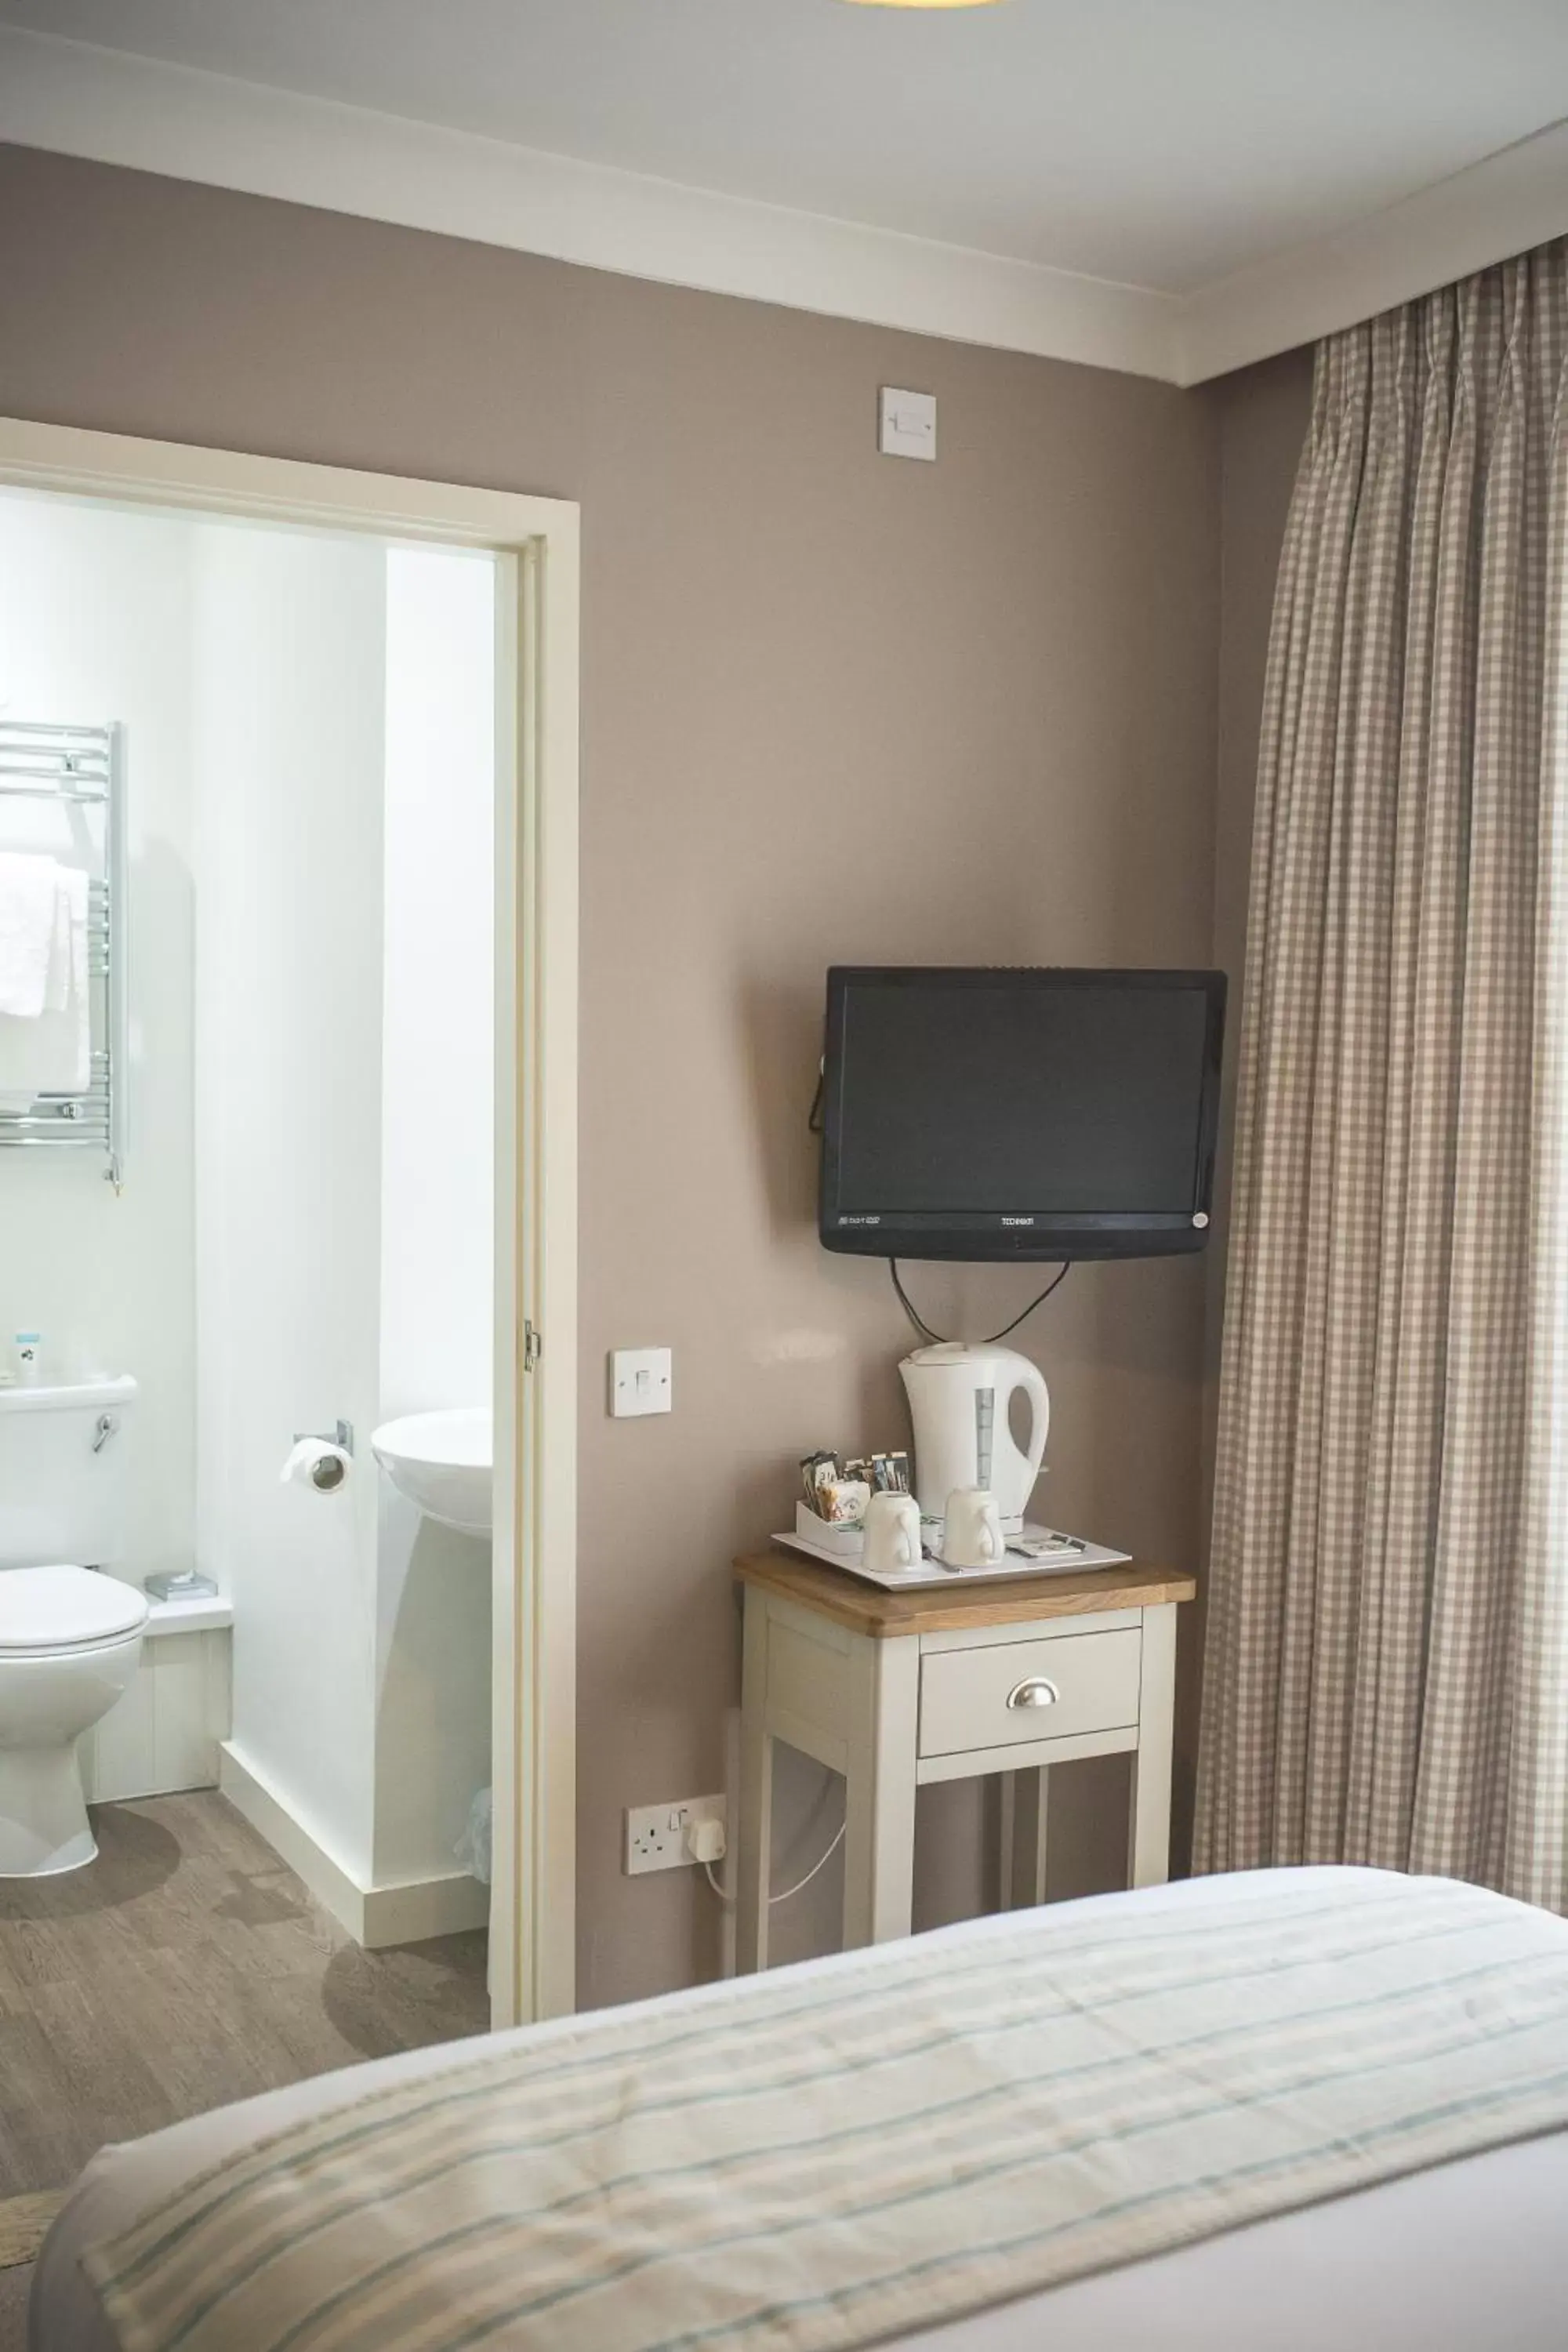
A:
372,1407,492,1537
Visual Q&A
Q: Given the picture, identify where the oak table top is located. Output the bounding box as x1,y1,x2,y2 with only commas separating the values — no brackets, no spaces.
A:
733,1546,1197,1641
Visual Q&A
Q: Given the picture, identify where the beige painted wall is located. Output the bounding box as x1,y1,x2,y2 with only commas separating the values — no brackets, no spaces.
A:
0,142,1223,2009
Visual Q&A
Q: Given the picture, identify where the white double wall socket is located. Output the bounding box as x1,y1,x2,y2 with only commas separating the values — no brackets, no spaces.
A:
609,1346,673,1417
624,1793,727,1876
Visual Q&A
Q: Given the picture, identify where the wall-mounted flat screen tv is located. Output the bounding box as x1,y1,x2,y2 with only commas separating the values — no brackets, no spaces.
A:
818,967,1226,1262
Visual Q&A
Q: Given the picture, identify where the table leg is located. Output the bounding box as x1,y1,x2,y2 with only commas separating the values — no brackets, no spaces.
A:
1002,1767,1049,1909
1128,1602,1176,1888
842,1638,918,1948
735,1584,774,1973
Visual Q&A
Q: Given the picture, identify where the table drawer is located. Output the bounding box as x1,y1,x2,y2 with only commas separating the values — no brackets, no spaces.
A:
918,1628,1141,1758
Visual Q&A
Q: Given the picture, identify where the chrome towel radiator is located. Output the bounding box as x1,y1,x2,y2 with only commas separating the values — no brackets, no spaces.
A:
0,718,127,1187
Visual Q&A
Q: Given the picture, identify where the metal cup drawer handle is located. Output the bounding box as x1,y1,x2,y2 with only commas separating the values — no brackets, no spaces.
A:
1006,1675,1059,1711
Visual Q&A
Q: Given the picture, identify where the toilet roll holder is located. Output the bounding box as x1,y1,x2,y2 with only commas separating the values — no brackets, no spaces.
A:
296,1420,354,1457
291,1421,355,1492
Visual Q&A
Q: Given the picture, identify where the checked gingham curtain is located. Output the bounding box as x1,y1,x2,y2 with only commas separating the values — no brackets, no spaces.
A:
1196,240,1568,1910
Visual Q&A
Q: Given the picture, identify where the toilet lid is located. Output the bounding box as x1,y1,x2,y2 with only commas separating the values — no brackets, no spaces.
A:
0,1564,149,1653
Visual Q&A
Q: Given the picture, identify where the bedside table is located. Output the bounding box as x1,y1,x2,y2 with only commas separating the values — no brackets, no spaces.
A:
732,1547,1197,1973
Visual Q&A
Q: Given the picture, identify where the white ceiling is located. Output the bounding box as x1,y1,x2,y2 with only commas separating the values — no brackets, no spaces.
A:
2,2,1567,381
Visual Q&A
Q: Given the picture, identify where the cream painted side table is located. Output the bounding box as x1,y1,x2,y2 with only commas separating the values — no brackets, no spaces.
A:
733,1547,1197,1973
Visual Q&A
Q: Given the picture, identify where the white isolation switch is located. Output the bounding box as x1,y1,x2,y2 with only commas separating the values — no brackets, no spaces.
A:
609,1346,673,1417
880,386,936,462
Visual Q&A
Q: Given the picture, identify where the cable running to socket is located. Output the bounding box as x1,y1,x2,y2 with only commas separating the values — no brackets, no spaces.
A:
702,1821,847,1911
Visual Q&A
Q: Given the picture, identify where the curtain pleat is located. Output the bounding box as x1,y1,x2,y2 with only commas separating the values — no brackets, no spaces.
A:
1196,241,1568,1909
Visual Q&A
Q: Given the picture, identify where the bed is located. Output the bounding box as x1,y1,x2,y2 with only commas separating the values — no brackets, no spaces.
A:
33,1868,1568,2352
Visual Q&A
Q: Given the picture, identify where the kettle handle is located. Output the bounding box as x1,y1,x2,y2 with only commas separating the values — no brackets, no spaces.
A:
1007,1359,1050,1491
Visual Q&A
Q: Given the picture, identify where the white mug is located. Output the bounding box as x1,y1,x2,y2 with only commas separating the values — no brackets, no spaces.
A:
942,1487,1004,1570
862,1490,923,1575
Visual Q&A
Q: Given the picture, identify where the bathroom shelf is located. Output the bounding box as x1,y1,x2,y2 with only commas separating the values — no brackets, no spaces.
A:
143,1592,235,1639
0,717,128,1185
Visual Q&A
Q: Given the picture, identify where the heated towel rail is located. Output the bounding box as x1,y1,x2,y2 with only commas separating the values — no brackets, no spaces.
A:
0,718,127,1186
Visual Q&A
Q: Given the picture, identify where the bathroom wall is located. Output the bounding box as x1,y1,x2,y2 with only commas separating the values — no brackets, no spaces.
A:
373,543,495,1890
0,490,197,1592
193,525,496,1918
379,546,496,1419
191,519,388,1884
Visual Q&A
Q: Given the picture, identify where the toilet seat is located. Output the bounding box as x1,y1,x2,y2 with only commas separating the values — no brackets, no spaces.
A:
0,1564,149,1657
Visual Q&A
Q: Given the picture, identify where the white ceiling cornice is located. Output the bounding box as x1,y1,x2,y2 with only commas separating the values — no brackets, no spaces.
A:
1179,115,1568,384
2,24,1565,390
0,26,1181,383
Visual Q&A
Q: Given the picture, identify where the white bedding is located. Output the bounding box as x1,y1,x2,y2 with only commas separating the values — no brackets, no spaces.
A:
34,1871,1568,2351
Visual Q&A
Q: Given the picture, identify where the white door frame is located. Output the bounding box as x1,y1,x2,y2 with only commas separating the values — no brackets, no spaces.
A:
0,417,579,2027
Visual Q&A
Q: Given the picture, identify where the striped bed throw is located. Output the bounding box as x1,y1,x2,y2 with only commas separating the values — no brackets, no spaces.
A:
87,1869,1568,2352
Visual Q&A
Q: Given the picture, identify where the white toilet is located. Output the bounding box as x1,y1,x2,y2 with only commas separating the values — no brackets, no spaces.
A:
0,1375,147,1877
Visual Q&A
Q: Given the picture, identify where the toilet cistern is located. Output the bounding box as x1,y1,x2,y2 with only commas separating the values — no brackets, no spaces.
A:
372,1407,492,1537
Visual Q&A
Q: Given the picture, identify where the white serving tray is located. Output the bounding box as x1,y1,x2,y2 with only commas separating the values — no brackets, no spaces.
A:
771,1526,1132,1592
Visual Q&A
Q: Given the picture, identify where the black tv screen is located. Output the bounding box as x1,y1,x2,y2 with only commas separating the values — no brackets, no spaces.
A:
818,967,1226,1261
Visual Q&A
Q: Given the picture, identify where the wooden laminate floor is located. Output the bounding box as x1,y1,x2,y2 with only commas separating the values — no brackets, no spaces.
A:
0,1790,489,2202
0,2260,28,2352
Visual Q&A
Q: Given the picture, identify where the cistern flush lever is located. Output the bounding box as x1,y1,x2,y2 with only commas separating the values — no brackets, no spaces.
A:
91,1413,118,1454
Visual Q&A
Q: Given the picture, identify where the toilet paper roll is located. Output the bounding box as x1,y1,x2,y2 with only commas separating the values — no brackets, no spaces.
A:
280,1439,353,1494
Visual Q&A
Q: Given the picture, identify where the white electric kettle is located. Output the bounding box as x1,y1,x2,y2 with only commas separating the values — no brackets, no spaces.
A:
898,1343,1050,1530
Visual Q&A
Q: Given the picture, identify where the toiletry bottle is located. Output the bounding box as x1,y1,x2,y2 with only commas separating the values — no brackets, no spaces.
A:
13,1332,42,1387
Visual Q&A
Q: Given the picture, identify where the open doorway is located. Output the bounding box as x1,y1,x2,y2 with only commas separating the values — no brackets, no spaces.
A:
0,425,578,2230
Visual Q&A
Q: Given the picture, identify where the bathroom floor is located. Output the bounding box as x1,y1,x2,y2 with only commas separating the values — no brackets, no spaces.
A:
0,1788,488,2339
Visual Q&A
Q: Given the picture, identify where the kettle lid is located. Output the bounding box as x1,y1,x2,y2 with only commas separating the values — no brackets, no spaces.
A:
901,1341,1040,1373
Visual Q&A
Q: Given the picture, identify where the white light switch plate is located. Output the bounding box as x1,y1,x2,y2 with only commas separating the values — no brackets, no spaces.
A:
880,385,937,462
609,1345,673,1417
625,1793,726,1875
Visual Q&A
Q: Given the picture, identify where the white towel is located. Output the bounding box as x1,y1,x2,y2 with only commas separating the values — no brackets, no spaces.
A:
0,851,64,1017
47,863,89,1014
0,859,92,1112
